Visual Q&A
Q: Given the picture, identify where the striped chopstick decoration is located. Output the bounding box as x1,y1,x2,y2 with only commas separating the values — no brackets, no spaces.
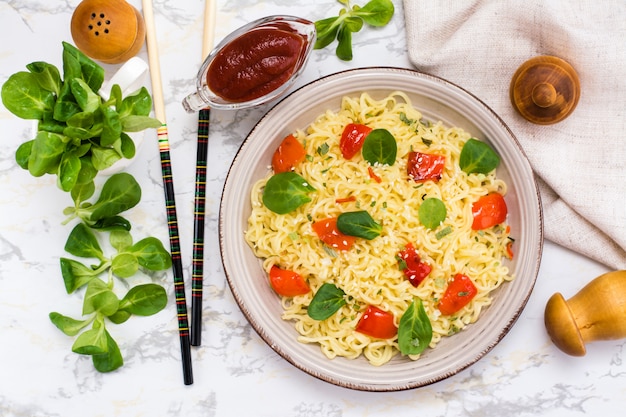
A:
156,126,194,385
142,0,193,385
190,0,216,347
190,109,209,346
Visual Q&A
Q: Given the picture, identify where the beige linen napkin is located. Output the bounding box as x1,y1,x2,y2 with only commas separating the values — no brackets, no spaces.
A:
403,0,626,270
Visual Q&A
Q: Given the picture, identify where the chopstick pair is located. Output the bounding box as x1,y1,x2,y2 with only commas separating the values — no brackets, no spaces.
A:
142,0,216,384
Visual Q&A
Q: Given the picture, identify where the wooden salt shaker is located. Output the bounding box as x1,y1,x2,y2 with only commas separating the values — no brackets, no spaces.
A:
71,0,146,64
510,55,580,124
544,270,626,356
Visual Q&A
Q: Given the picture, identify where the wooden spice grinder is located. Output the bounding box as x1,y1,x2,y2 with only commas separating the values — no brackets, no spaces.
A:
510,55,580,124
544,270,626,356
71,0,146,64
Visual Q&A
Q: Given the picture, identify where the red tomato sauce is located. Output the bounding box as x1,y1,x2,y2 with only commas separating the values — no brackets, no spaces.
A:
207,28,306,102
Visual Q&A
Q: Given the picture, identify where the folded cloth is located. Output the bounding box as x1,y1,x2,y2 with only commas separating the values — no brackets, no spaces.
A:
403,0,626,270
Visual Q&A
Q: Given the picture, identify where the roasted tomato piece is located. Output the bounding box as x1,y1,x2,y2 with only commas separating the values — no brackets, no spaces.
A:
272,134,306,173
438,273,478,315
312,217,356,251
407,151,445,182
340,123,372,159
355,305,398,339
397,242,432,287
268,265,310,297
471,193,508,230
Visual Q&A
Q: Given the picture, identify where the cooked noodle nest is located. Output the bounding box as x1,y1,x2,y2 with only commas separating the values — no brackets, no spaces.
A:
245,91,513,366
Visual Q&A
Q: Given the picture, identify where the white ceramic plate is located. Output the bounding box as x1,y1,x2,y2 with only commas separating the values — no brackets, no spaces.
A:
219,67,543,391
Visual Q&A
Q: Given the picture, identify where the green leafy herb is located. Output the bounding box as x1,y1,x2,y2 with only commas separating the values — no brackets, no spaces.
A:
314,0,395,61
262,172,316,214
418,198,447,230
1,42,161,193
2,43,170,375
337,210,382,239
459,138,500,174
398,298,433,355
361,128,397,166
435,225,453,240
308,283,347,320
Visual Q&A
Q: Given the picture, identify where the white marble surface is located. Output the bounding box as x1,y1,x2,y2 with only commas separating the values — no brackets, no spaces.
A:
0,1,623,416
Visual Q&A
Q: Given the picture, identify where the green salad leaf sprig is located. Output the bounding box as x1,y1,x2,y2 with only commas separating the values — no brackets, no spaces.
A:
314,0,395,61
2,41,162,193
2,43,170,373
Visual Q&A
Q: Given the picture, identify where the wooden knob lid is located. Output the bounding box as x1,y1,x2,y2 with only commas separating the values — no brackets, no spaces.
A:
510,55,580,125
71,0,145,64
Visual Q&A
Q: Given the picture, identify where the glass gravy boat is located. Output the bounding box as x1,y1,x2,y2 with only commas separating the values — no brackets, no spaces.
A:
182,15,316,112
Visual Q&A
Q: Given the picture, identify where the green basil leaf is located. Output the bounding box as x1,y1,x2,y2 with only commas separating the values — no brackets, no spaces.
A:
307,283,346,320
459,138,500,174
89,215,132,231
1,71,55,120
83,278,119,316
49,312,93,336
92,329,124,372
111,253,139,278
86,172,141,221
337,210,382,239
60,257,98,293
71,326,108,355
64,223,104,259
343,16,364,32
354,0,395,27
119,87,154,117
58,152,81,192
336,24,354,61
62,41,104,93
75,157,97,186
398,298,433,355
362,128,397,166
119,132,136,159
107,310,131,324
69,78,100,113
109,230,133,252
313,16,341,49
100,106,122,147
418,198,447,230
53,82,81,122
15,140,34,170
28,131,66,177
118,283,167,316
130,237,172,271
262,172,316,214
71,180,96,204
120,115,163,132
91,145,121,170
26,61,62,95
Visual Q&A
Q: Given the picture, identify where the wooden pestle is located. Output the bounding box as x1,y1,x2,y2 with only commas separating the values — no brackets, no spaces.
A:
544,270,626,356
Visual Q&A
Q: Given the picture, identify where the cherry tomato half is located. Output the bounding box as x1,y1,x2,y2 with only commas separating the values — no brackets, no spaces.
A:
355,305,398,339
340,123,372,159
471,193,508,230
438,273,478,315
268,265,310,297
272,134,306,173
407,151,446,182
312,217,356,251
397,243,432,287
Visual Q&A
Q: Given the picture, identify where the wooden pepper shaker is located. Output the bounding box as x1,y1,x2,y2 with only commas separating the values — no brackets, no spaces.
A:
71,0,146,64
510,55,580,124
544,270,626,356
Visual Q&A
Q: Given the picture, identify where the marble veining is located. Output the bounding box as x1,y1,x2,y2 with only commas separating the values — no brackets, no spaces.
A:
0,1,624,416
